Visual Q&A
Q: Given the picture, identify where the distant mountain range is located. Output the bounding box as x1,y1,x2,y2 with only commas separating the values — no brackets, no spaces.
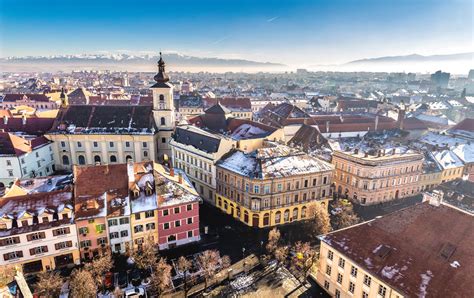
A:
346,52,473,65
0,53,286,72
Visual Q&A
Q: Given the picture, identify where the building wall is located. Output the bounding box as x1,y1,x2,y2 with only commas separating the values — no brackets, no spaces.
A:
76,217,108,259
106,215,132,254
157,201,200,250
315,241,404,298
171,137,235,204
0,143,54,185
47,134,156,171
130,210,159,250
419,171,442,191
0,211,80,273
440,166,464,183
215,167,333,228
332,152,423,205
0,101,57,110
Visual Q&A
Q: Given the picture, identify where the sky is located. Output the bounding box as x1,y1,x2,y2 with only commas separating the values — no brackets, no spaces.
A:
0,0,472,67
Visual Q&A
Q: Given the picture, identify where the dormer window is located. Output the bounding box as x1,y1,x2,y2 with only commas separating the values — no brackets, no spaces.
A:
21,220,28,227
42,217,49,223
53,212,59,221
145,181,153,196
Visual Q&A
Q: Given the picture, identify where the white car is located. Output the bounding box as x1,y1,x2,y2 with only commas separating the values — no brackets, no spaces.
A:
125,287,145,298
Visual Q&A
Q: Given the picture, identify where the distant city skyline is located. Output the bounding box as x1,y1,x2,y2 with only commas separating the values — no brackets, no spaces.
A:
0,0,472,68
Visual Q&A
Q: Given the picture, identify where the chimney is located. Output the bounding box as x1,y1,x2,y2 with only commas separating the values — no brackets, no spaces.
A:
375,115,379,131
364,152,368,158
397,108,405,130
127,160,134,182
3,115,8,125
422,190,443,207
22,115,27,125
377,150,381,157
178,172,183,184
354,148,359,154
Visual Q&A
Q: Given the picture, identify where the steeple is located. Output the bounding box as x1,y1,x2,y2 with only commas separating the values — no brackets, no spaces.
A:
60,87,68,108
153,52,169,83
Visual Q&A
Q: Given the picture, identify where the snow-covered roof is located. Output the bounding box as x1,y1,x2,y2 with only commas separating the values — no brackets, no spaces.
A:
452,143,474,163
217,142,333,179
431,150,464,170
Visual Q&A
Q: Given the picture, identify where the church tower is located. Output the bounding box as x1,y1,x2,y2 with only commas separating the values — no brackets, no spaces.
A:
60,87,68,108
151,53,175,161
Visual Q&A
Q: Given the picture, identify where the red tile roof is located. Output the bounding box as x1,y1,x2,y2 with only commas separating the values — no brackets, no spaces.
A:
321,202,473,297
3,94,50,102
450,118,474,133
0,117,55,136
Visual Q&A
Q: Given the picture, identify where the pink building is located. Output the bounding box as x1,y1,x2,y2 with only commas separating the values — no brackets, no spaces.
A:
154,164,201,250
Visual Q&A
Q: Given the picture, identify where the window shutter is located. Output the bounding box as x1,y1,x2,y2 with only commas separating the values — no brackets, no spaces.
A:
65,227,70,234
40,232,46,239
26,234,32,241
18,251,23,257
42,246,48,252
0,239,4,246
53,229,58,236
67,241,72,247
3,253,9,260
30,248,35,255
55,243,60,250
14,237,20,244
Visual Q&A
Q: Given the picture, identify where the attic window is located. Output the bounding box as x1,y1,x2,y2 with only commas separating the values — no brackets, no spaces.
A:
440,243,456,260
375,245,392,259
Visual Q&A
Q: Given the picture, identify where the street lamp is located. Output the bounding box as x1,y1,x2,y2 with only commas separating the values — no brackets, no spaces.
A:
242,247,246,273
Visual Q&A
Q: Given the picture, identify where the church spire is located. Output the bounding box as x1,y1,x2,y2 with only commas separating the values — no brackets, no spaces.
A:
154,52,169,83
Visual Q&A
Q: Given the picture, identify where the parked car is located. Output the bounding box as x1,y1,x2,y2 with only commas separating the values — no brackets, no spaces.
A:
117,271,128,288
125,287,145,298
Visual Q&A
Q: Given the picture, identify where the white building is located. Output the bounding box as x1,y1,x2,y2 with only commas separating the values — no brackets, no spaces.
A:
0,133,54,187
106,196,132,254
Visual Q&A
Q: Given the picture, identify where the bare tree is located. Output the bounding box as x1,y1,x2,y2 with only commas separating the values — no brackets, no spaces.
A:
221,255,232,281
291,241,318,285
35,271,63,298
177,256,193,297
332,201,361,230
150,257,173,297
274,245,289,267
266,227,281,256
84,251,113,288
69,269,97,298
306,203,331,238
0,266,16,288
198,249,221,290
131,234,158,271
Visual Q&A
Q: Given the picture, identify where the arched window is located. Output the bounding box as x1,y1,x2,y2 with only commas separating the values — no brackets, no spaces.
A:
292,208,298,220
301,206,307,218
160,117,166,126
284,209,290,222
78,155,86,165
110,155,117,163
159,94,165,101
94,155,101,164
275,211,281,224
62,155,70,165
126,155,133,162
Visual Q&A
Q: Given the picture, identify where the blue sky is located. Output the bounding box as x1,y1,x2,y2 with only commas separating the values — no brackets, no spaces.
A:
0,0,472,66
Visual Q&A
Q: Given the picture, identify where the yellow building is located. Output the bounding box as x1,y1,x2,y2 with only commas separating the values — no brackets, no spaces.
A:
430,150,464,183
332,149,423,205
315,199,472,298
46,105,157,171
0,190,80,274
129,162,159,249
215,142,333,228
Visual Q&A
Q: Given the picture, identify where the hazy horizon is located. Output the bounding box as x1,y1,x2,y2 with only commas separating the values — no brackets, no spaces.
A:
1,0,472,70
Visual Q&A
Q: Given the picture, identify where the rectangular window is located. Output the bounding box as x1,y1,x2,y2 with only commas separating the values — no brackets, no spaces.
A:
351,266,358,277
362,292,368,298
78,227,89,235
109,142,114,147
164,223,170,230
142,142,148,148
324,280,330,290
77,141,82,148
61,141,66,147
145,210,155,218
96,224,106,233
135,213,141,220
337,273,343,284
80,240,91,248
6,160,11,166
263,185,270,194
3,251,23,261
174,207,180,214
335,289,341,298
53,227,70,236
108,219,118,226
254,185,260,194
55,241,72,250
349,281,355,293
163,209,169,216
323,177,327,184
187,230,193,238
328,250,334,260
363,275,371,286
97,237,107,245
119,217,129,225
338,257,345,268
186,204,192,211
187,217,193,224
125,141,130,147
109,232,119,239
2,236,20,246
93,141,98,147
378,285,387,297
134,225,143,233
326,265,332,276
120,230,128,237
175,220,181,227
146,223,156,230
